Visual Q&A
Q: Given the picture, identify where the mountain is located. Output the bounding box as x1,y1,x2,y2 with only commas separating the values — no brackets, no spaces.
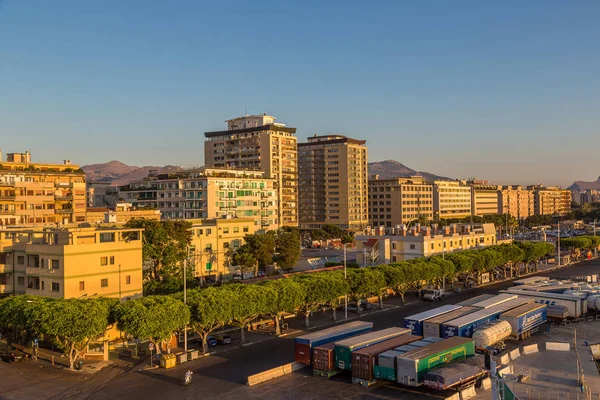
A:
368,160,451,181
567,177,600,191
82,161,183,186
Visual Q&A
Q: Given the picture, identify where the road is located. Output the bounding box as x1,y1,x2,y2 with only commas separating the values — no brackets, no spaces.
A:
2,259,599,400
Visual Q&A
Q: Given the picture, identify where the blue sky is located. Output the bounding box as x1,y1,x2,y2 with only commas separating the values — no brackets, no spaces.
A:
1,0,598,187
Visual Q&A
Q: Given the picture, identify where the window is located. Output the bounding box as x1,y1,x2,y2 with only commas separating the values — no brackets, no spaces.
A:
410,244,416,250
99,232,115,243
206,229,212,235
79,281,85,291
233,226,239,233
223,242,230,249
51,282,60,292
100,257,108,266
41,281,45,290
243,226,249,233
17,256,24,265
51,259,59,270
17,277,25,286
392,243,396,250
101,279,108,287
431,243,435,250
205,243,212,251
392,256,397,262
197,229,203,236
223,227,229,234
0,253,7,264
126,275,131,285
110,256,115,265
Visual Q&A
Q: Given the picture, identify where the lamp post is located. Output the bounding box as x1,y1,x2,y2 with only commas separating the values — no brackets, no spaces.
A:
183,249,188,353
594,220,597,258
557,221,561,267
344,243,348,320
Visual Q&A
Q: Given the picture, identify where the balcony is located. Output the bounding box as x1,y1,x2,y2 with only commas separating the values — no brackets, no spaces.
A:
0,210,15,215
0,195,16,200
55,195,73,201
56,208,73,214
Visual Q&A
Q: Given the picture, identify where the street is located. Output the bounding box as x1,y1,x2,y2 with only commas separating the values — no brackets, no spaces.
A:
1,259,598,400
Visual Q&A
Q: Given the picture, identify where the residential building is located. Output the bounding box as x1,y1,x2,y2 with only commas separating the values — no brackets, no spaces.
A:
86,202,161,224
0,151,86,227
528,185,572,216
204,114,298,226
571,189,600,205
433,180,472,220
118,176,158,209
498,185,534,220
368,175,434,228
298,135,368,230
0,226,143,300
468,181,500,217
356,223,497,265
187,218,257,281
87,182,118,208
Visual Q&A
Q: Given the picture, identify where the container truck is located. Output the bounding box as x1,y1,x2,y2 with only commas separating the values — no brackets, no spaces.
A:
423,355,486,390
396,337,475,386
423,307,477,338
500,289,586,318
403,305,462,336
471,294,518,309
455,294,495,307
294,321,373,364
499,302,547,339
351,335,421,386
472,321,512,351
334,327,410,371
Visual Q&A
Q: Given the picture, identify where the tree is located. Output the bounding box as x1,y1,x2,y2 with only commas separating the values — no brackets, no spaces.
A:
322,224,344,239
379,263,413,303
114,296,189,354
318,272,350,320
0,295,50,350
416,215,430,226
186,287,233,352
275,230,301,271
261,279,305,334
347,269,385,314
311,229,329,242
244,232,276,270
294,274,331,327
225,284,269,343
231,244,258,278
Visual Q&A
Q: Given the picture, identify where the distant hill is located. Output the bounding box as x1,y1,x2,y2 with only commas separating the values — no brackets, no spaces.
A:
567,176,600,191
82,161,183,186
368,160,451,181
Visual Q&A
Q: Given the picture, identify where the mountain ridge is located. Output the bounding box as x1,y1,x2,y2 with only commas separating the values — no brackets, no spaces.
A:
567,176,600,191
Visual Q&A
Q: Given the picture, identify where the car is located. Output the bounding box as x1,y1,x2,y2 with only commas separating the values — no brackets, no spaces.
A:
257,271,266,278
215,335,232,345
206,336,219,346
347,300,372,312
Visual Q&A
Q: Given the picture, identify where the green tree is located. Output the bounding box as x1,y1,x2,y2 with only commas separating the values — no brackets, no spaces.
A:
379,263,413,303
416,215,430,226
294,274,331,327
260,279,305,334
316,271,350,320
225,284,269,343
186,287,233,352
231,244,258,278
275,230,301,271
322,224,345,239
244,232,276,270
311,229,329,242
347,269,384,314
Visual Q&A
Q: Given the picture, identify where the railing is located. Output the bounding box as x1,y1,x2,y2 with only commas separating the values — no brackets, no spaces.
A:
56,209,73,214
0,210,15,215
0,195,16,200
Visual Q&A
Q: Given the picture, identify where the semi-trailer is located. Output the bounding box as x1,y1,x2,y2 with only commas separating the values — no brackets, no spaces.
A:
403,305,462,336
294,321,373,364
499,302,547,339
374,350,403,381
335,327,410,371
500,289,586,318
471,294,518,309
472,321,512,351
312,342,337,377
513,276,550,286
423,307,477,338
395,337,475,386
456,294,496,307
423,355,486,390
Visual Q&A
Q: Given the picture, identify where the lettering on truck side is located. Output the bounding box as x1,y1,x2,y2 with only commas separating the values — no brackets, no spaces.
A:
427,347,467,368
444,326,458,337
405,320,417,332
519,312,543,331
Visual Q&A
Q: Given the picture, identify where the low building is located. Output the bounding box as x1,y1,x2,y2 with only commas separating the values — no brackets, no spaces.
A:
0,226,143,300
86,202,161,224
87,182,118,208
355,223,497,265
433,180,472,220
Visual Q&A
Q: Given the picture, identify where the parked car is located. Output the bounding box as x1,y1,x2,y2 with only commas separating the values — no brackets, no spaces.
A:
422,288,445,301
215,335,232,345
347,300,372,312
0,352,23,364
257,271,266,278
206,336,219,346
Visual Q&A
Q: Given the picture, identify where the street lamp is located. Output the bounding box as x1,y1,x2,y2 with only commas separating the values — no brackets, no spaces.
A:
344,243,348,320
183,247,189,353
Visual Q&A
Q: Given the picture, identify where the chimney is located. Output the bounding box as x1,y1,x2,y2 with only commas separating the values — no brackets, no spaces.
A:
443,226,450,235
421,226,431,236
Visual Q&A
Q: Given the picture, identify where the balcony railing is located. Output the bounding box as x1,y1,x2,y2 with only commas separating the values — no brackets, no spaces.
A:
0,195,16,200
56,208,73,214
0,210,15,215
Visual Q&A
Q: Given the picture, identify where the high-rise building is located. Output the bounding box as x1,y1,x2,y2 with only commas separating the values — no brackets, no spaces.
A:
528,185,572,216
433,180,472,220
498,185,534,220
298,135,368,230
368,175,433,228
468,181,500,217
0,151,86,227
204,115,298,226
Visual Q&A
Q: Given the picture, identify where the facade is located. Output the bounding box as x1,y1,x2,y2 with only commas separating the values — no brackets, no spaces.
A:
87,182,118,208
0,151,86,227
368,176,434,228
187,218,257,281
204,115,298,226
298,135,368,230
571,189,599,205
86,202,161,224
468,181,500,217
433,180,472,220
498,185,534,220
355,223,497,265
528,185,572,216
0,226,143,300
118,177,158,209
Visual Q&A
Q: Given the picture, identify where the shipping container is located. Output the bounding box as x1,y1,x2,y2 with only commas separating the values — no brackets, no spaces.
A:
423,307,478,338
313,342,336,372
396,337,475,386
547,304,569,319
423,355,486,390
403,305,462,336
351,335,421,384
455,294,496,307
334,327,410,371
471,294,518,309
374,350,403,381
500,289,586,318
294,321,373,364
472,321,512,350
499,302,547,338
513,276,550,286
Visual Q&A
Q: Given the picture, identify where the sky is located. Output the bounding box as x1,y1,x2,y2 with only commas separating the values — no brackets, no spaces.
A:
1,0,599,187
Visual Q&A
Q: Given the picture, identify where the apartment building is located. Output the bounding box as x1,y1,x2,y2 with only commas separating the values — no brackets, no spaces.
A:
498,185,534,220
0,226,143,300
87,182,118,208
433,180,472,220
528,185,572,216
298,135,368,231
118,176,158,209
204,115,298,226
188,218,257,281
0,151,86,227
356,223,497,265
571,189,599,205
468,181,500,217
86,202,161,224
368,175,434,228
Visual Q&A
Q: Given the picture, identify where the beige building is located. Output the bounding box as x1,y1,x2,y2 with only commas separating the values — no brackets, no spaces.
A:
0,226,143,300
298,135,368,231
368,175,433,228
187,218,257,281
356,223,497,265
528,185,572,216
87,182,118,208
0,151,86,227
433,180,472,220
498,185,534,220
204,115,298,227
469,181,500,217
118,175,159,210
86,202,161,225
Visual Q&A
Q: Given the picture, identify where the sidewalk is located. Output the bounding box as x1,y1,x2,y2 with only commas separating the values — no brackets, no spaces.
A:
3,341,108,372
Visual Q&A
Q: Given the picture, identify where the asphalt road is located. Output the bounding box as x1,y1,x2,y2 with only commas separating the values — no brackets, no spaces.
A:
4,259,599,400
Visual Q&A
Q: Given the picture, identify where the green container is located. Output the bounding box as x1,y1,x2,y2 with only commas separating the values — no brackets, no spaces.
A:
373,365,396,381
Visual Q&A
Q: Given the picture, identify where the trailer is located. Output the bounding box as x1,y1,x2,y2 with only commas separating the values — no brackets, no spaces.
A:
423,307,478,338
423,355,486,390
374,350,403,381
403,305,462,336
471,294,518,309
294,321,373,364
312,342,338,378
499,302,547,339
500,289,586,318
472,321,512,351
396,337,475,387
334,327,410,371
456,294,496,307
513,276,551,286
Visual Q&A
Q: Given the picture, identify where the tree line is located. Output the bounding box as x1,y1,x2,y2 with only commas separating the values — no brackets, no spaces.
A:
0,242,555,369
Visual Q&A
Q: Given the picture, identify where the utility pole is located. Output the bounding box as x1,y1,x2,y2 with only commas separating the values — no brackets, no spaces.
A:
594,220,597,258
344,243,348,320
557,221,561,267
183,251,188,353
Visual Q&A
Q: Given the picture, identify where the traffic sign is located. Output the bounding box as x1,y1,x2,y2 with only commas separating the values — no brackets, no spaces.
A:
148,342,154,350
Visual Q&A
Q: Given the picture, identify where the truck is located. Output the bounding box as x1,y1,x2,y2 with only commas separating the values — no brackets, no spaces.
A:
403,305,462,336
471,294,518,309
294,321,373,364
422,288,445,301
500,289,586,318
513,276,550,286
499,302,547,339
472,320,512,351
395,336,475,386
334,327,410,371
456,294,496,307
423,355,486,390
423,307,477,338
